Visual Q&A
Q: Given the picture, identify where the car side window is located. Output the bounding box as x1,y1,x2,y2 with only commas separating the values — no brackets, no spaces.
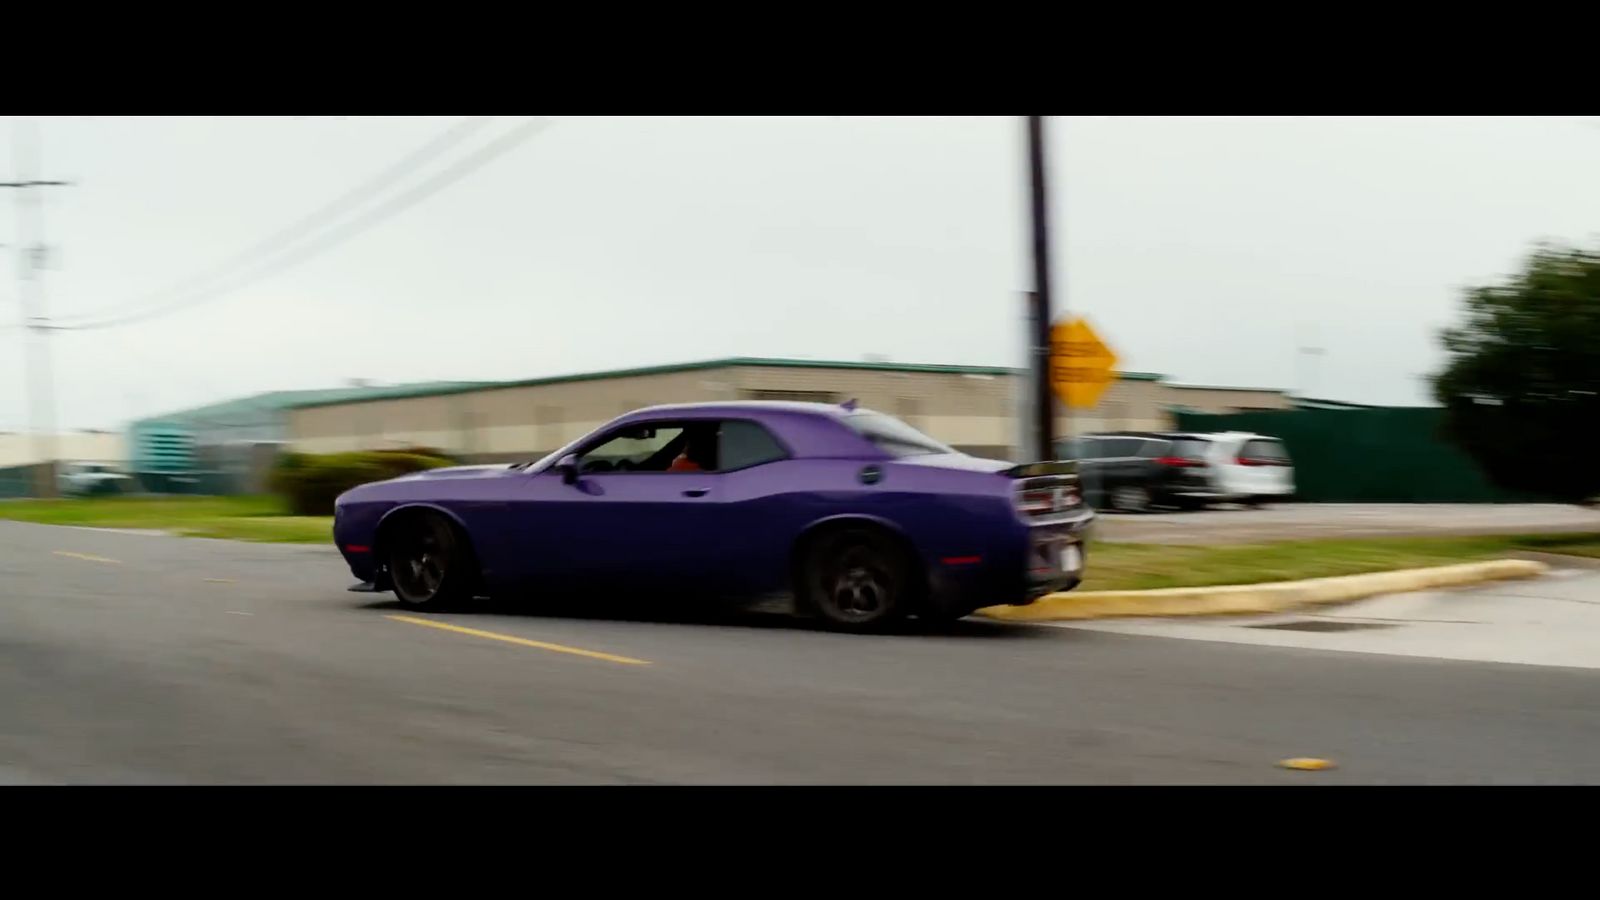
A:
578,421,723,473
1107,438,1140,458
717,420,789,471
579,424,685,472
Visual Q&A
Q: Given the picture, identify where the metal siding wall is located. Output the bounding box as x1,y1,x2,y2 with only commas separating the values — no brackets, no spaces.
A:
288,371,724,458
282,366,1297,465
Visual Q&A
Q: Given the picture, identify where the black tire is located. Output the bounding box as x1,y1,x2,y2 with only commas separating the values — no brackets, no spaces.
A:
799,527,913,633
386,512,478,610
1109,484,1153,514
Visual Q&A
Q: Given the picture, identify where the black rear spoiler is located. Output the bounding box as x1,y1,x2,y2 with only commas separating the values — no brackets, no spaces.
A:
1004,461,1078,479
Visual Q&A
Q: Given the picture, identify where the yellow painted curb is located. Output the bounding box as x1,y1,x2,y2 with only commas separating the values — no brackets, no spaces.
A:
977,559,1549,623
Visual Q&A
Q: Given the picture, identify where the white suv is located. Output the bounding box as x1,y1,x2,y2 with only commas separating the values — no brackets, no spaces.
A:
1199,432,1295,507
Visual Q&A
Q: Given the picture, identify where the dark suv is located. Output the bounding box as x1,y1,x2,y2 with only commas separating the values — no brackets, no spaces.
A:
1055,432,1224,512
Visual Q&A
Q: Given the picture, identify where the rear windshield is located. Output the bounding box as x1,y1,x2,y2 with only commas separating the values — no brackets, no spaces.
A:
844,412,953,458
1243,439,1289,461
1169,438,1212,459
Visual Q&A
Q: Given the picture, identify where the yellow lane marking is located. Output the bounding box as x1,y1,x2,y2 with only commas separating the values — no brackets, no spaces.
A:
386,615,651,667
1280,758,1337,772
53,550,121,565
205,578,236,584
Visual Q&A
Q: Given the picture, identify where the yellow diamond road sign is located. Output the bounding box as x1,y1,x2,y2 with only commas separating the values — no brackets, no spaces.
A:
1050,317,1120,410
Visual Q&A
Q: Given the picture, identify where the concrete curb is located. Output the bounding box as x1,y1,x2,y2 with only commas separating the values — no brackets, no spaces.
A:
1507,550,1600,570
977,558,1550,623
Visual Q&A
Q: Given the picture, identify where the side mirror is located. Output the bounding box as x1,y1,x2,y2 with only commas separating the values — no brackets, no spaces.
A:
556,454,580,485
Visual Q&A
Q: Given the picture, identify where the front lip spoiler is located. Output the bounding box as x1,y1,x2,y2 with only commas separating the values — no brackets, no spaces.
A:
347,568,392,594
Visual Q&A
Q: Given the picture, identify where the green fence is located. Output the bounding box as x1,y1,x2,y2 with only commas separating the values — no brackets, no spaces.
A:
0,464,36,499
1174,407,1550,504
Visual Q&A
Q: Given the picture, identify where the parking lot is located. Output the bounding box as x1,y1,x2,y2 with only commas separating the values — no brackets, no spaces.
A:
1095,503,1600,545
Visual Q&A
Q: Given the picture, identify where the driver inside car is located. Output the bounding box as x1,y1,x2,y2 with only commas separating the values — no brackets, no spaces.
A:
668,427,716,472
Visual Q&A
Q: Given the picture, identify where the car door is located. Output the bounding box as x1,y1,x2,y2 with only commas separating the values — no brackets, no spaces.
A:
699,418,797,599
523,420,722,596
1102,437,1144,494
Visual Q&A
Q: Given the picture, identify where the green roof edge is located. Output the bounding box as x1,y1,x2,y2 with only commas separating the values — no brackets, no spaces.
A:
129,382,495,429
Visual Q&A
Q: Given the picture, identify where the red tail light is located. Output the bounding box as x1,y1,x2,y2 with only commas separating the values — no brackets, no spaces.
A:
1015,482,1082,518
1157,457,1203,468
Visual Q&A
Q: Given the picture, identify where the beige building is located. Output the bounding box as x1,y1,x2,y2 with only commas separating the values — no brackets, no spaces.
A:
0,431,124,468
286,358,1291,462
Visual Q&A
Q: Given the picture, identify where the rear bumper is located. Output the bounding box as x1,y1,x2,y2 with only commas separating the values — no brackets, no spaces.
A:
1022,524,1089,602
927,511,1093,616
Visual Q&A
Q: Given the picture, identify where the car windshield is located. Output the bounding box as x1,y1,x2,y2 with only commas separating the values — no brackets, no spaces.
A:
843,412,953,458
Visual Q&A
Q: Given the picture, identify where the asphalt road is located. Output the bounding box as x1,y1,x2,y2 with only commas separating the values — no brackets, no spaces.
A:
5,520,1600,784
1096,502,1600,544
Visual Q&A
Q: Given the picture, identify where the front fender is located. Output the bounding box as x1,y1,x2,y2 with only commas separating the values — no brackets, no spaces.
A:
372,503,476,558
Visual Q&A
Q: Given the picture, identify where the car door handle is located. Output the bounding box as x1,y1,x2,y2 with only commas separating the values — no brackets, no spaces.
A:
682,488,710,498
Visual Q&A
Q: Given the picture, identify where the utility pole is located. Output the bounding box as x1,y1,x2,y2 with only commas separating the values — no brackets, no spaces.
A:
3,118,72,498
1025,116,1058,461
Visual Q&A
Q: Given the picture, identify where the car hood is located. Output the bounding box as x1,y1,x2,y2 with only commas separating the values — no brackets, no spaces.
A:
390,464,512,482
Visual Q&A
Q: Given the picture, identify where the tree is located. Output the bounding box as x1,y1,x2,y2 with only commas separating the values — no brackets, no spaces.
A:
1434,242,1600,503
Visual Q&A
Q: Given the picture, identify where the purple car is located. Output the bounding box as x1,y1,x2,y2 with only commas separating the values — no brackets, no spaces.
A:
332,401,1092,631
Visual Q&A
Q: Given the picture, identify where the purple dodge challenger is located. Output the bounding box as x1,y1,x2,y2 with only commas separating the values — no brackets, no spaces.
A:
332,401,1092,631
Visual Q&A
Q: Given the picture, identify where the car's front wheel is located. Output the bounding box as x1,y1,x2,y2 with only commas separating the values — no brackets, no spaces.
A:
800,527,912,633
387,512,477,610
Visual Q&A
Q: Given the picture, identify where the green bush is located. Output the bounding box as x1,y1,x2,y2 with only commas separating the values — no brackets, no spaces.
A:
269,449,455,516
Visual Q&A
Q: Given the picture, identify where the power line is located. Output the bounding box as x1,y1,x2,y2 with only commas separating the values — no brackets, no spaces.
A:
51,116,555,332
44,116,499,329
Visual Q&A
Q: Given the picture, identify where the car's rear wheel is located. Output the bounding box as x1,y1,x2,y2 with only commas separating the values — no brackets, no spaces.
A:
1110,485,1152,513
387,512,477,610
800,527,912,633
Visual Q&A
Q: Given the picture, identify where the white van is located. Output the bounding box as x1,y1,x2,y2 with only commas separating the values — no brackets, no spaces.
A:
1200,432,1295,506
58,461,133,497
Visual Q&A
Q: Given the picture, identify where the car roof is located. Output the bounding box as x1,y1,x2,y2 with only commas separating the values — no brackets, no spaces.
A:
596,400,888,461
623,400,855,419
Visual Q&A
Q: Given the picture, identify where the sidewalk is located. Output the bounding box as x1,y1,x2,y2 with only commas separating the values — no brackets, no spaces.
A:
1097,503,1600,545
1059,569,1600,671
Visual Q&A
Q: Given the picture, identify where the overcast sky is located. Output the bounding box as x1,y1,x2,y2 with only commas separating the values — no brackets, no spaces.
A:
3,115,1599,432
